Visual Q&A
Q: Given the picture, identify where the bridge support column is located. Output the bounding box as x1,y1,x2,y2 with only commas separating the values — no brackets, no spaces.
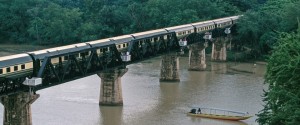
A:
211,37,227,61
188,43,207,71
0,92,40,125
97,68,128,106
160,53,180,82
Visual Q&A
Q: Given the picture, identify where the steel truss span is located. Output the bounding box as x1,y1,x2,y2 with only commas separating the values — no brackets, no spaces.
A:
0,15,240,96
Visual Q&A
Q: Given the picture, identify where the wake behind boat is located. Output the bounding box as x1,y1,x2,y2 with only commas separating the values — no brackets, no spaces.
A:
187,107,252,121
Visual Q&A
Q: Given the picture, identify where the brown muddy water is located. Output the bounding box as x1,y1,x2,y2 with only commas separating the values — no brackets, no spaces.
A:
0,56,267,125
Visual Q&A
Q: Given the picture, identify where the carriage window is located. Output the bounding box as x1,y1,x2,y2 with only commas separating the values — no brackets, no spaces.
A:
123,44,126,47
0,69,3,74
22,64,27,69
118,45,121,48
6,67,10,73
14,66,18,71
126,43,129,46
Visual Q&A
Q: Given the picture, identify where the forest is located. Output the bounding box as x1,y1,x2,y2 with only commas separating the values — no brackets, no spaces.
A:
0,0,258,45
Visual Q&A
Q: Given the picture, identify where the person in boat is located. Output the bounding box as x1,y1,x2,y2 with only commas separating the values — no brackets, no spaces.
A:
190,109,197,114
198,108,202,114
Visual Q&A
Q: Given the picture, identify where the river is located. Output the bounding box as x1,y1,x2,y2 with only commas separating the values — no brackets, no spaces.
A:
0,56,267,125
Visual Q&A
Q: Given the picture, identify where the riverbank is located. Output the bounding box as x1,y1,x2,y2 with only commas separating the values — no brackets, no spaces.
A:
0,44,50,56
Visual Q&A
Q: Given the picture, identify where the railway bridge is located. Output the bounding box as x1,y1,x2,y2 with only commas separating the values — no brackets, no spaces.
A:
0,15,239,125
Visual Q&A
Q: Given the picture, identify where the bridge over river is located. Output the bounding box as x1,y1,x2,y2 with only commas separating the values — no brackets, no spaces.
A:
0,16,263,125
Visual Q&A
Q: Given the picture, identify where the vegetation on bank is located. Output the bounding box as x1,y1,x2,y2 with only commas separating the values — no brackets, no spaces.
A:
236,0,300,56
237,2,300,124
257,26,300,125
0,0,258,45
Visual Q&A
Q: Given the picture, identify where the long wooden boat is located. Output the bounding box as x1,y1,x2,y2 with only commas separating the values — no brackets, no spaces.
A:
187,107,252,121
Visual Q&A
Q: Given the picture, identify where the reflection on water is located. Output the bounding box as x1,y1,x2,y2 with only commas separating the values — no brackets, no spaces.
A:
0,56,266,125
100,107,123,125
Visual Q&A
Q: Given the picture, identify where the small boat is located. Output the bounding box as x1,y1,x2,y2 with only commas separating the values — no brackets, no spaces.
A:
187,107,252,121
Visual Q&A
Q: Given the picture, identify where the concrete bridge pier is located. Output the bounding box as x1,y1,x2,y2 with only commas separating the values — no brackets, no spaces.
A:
211,37,227,61
0,92,40,125
188,42,207,71
160,53,180,82
97,68,128,106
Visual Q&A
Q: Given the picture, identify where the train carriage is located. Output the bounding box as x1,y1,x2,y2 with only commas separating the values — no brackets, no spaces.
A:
213,17,233,28
110,35,135,52
86,38,112,55
29,43,91,65
165,24,195,39
131,29,168,40
192,21,215,33
0,54,33,79
230,16,240,24
130,29,170,50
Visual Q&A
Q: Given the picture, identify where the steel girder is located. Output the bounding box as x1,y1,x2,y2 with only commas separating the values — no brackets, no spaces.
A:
128,32,179,62
0,32,180,96
33,44,123,90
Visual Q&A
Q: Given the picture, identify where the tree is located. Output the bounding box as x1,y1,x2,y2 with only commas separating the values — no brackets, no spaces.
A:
257,26,300,125
280,1,300,32
27,2,83,45
0,0,40,43
236,0,300,55
0,0,261,45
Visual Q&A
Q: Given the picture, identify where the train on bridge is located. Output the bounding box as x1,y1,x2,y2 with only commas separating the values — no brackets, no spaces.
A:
0,15,240,94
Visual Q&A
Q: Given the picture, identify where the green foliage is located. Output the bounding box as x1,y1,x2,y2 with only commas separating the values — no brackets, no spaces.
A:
0,0,258,45
236,0,300,55
0,0,39,43
280,1,300,32
257,28,300,125
27,2,82,45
